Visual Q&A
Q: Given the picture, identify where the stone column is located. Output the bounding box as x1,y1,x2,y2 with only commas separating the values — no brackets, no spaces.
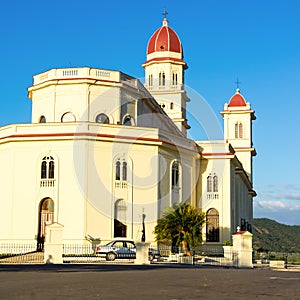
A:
232,230,253,268
135,242,150,265
44,223,64,264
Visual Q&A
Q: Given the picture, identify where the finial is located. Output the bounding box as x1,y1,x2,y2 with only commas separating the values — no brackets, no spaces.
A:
162,8,168,26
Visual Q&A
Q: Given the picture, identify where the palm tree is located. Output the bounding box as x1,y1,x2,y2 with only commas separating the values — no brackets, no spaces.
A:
154,203,206,256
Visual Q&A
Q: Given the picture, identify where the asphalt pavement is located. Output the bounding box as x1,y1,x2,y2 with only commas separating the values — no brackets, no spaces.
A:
0,264,299,299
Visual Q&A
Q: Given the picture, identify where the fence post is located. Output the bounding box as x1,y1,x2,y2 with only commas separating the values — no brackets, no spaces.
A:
135,242,150,265
44,223,64,264
232,230,253,268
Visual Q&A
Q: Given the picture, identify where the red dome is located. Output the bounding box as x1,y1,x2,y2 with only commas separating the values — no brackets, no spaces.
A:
228,89,247,107
147,19,182,54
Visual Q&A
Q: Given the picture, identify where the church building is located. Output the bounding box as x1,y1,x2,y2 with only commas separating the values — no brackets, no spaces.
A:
0,15,256,248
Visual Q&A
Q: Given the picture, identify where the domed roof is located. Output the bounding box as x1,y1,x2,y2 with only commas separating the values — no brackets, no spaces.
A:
228,89,247,107
147,18,182,54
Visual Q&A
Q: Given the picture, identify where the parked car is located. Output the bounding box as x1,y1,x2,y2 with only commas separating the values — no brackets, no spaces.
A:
95,239,160,261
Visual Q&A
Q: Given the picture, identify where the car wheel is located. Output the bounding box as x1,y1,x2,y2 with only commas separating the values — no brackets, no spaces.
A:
148,253,154,261
106,252,116,261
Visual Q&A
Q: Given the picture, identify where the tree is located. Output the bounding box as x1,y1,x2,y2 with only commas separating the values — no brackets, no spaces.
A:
154,203,206,256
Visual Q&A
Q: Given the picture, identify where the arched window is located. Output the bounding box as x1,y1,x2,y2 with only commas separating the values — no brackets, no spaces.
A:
115,160,127,181
95,113,109,124
171,161,179,188
171,160,181,206
122,162,127,181
172,72,178,85
61,112,76,122
159,72,165,86
41,161,47,179
39,116,46,123
148,74,153,86
48,161,55,179
207,175,213,192
207,173,218,194
170,102,174,110
115,161,121,180
206,208,219,242
213,175,218,192
235,122,243,139
123,115,135,126
41,156,55,180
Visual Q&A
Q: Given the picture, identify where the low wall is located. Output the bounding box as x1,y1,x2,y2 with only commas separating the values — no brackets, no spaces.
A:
270,260,286,269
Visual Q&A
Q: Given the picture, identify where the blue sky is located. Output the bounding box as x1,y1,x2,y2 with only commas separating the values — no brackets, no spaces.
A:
0,0,299,225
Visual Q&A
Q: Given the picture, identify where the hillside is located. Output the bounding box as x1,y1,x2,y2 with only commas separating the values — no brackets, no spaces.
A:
253,218,300,253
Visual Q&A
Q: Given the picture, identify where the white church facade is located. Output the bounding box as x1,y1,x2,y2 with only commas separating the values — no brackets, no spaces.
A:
0,16,256,248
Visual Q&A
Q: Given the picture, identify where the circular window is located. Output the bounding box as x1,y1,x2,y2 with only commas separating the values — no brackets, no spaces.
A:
61,112,76,122
95,113,109,124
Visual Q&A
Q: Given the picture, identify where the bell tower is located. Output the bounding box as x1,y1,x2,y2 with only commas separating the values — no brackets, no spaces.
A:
142,13,190,136
221,89,256,182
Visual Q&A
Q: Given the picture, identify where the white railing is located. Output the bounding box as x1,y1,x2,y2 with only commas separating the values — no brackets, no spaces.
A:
145,84,184,91
33,68,119,85
62,69,78,76
207,193,219,200
115,180,128,189
40,180,55,187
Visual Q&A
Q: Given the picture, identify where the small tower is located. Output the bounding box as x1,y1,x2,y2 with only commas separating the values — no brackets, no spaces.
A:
142,13,190,136
221,89,256,182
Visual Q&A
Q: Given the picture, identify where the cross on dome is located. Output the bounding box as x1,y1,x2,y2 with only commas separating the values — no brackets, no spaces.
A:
163,8,168,19
235,78,241,89
162,8,168,26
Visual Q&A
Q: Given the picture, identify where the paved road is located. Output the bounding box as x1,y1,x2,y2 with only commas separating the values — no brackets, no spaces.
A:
0,264,299,299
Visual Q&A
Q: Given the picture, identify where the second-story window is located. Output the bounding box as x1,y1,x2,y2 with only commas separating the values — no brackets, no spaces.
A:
122,162,127,181
115,160,127,181
172,72,178,85
171,161,179,188
159,72,165,86
116,161,121,180
235,122,243,139
207,173,218,193
41,156,55,179
213,175,218,192
148,74,153,86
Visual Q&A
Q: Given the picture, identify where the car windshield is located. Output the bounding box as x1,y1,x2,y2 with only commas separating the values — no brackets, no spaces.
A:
105,241,114,246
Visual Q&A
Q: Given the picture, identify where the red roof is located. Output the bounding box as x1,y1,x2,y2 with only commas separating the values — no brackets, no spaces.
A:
233,230,248,235
228,89,247,107
147,19,182,54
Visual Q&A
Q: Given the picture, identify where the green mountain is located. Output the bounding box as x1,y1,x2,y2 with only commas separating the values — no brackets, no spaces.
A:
253,218,300,253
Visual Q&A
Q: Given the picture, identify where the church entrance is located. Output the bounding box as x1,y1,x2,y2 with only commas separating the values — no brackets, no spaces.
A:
37,198,54,251
114,199,127,237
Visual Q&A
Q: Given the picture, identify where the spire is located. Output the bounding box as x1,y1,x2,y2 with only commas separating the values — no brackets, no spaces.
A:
162,8,168,26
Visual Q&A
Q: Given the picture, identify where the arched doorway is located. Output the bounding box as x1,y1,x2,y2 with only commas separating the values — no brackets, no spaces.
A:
114,199,127,237
206,208,220,242
37,198,54,251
